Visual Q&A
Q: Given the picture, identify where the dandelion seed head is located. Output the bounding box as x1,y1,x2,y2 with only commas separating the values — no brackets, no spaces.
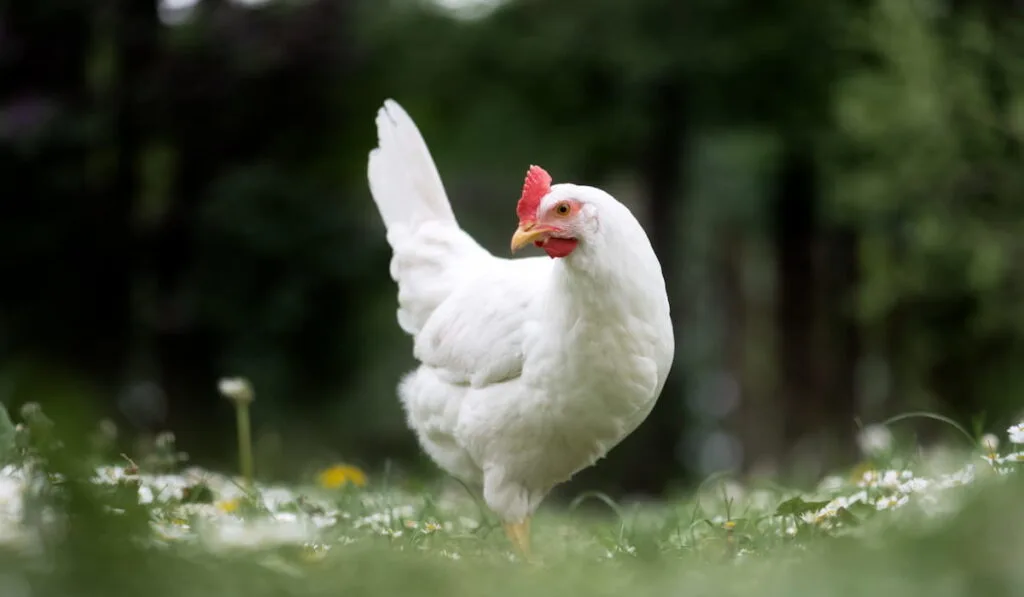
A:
218,377,254,404
856,424,893,457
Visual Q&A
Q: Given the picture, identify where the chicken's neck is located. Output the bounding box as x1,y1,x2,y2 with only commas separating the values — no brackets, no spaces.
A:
550,218,667,320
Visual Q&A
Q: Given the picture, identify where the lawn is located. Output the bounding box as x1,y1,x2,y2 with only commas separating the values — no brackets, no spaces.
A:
1,398,1023,597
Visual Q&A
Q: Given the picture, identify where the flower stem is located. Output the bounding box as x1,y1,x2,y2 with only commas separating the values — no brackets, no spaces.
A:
235,401,254,487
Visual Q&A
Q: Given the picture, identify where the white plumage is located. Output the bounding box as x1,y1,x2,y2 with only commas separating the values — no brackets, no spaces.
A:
366,99,674,548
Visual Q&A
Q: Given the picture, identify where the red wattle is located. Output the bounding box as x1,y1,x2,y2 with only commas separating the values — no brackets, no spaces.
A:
541,238,578,258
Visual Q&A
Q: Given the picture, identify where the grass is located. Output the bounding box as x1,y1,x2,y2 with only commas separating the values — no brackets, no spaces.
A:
1,401,1024,597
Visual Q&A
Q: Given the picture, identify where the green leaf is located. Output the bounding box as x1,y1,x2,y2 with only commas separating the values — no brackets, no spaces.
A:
846,501,878,519
774,497,832,517
834,507,861,527
182,482,215,504
0,403,15,463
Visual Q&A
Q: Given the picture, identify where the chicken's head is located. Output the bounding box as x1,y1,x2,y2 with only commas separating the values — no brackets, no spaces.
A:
510,165,594,258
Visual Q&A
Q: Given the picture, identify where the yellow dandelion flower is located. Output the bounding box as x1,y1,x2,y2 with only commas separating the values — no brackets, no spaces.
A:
317,464,367,489
217,498,241,513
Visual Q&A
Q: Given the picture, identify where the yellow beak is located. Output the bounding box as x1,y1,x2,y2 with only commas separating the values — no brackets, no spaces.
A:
510,222,551,253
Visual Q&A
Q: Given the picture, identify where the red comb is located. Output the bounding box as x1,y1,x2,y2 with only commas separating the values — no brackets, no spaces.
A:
516,165,552,222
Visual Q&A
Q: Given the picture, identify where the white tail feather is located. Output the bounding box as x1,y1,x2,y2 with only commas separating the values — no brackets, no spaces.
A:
367,99,490,336
368,99,456,233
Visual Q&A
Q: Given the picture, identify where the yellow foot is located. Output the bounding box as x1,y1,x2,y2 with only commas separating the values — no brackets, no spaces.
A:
503,517,531,559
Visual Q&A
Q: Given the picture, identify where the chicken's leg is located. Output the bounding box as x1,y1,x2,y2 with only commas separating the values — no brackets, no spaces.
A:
503,517,531,558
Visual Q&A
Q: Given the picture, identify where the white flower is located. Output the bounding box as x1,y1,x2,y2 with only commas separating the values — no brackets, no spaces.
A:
898,478,930,493
311,514,337,528
354,505,416,531
980,433,1000,453
936,465,975,489
138,474,192,502
857,470,879,488
206,517,312,550
801,499,856,526
0,468,39,551
259,487,297,511
859,469,914,489
274,512,298,523
876,494,909,510
831,490,868,508
999,452,1024,464
856,424,893,457
879,470,904,489
218,377,254,404
421,521,443,534
177,503,222,519
1008,423,1024,445
0,470,24,523
93,465,134,485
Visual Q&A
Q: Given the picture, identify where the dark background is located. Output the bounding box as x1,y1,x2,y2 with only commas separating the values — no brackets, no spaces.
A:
2,0,1022,500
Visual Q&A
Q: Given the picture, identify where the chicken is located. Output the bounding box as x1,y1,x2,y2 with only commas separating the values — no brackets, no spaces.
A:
366,99,674,556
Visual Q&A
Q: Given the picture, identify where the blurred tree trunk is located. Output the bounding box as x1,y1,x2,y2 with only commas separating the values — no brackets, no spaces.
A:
772,144,819,456
818,226,859,462
772,143,829,481
111,0,161,422
772,142,860,478
153,10,226,453
112,0,159,325
720,228,757,471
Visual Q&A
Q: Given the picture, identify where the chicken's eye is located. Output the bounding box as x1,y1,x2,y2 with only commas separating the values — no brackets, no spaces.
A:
555,203,571,216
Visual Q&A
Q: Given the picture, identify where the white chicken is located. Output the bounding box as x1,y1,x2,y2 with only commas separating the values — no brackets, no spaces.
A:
366,99,674,556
